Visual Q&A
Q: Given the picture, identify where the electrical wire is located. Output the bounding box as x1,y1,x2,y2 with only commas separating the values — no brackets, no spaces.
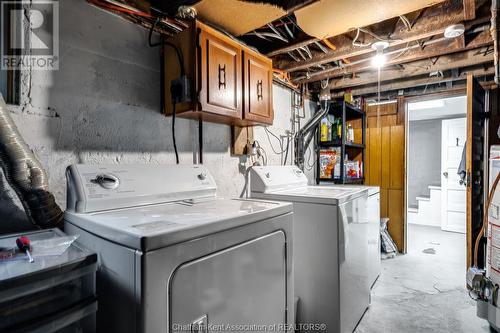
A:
398,15,412,31
264,127,288,154
304,145,316,171
358,27,386,41
172,103,179,164
149,18,186,76
283,137,290,165
148,18,185,165
352,28,371,47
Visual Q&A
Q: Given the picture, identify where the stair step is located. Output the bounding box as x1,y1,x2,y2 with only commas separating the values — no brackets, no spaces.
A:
408,207,418,213
416,196,430,201
428,185,441,190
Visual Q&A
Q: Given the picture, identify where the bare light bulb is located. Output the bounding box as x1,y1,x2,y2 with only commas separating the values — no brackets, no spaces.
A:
371,52,386,68
371,41,389,69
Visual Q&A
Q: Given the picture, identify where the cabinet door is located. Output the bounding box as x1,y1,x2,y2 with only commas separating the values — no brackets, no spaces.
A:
243,51,273,125
199,29,242,119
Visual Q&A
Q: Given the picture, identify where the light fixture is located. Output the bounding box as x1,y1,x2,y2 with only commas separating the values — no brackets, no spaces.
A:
367,99,397,106
371,41,389,68
444,24,465,39
408,99,445,111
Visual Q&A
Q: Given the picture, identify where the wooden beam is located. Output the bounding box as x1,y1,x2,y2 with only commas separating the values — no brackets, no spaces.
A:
331,67,494,97
267,37,320,57
463,0,476,20
301,28,492,83
327,48,494,90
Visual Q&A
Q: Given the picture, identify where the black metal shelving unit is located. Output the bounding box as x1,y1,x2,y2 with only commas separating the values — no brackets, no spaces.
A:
316,101,366,184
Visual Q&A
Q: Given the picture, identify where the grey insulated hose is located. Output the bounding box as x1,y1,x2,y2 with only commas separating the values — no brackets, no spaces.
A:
0,95,63,229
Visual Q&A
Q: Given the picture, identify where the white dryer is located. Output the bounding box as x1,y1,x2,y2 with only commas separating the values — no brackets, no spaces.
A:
64,164,293,333
250,165,370,333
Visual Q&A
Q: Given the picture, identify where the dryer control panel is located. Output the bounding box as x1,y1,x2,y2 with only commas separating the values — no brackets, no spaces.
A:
66,164,217,213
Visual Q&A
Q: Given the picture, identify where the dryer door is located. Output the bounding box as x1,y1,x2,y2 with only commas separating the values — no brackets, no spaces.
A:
169,231,287,332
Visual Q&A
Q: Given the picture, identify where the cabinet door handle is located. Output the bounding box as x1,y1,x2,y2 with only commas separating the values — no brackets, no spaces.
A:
257,80,263,101
218,64,226,90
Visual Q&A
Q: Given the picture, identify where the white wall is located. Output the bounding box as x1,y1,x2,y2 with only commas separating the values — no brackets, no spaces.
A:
0,0,317,233
407,95,466,207
408,119,442,206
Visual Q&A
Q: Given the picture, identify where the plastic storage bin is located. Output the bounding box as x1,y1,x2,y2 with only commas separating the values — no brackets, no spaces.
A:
0,229,97,333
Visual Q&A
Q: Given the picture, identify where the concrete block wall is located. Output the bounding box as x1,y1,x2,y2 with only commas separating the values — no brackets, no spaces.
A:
0,0,316,233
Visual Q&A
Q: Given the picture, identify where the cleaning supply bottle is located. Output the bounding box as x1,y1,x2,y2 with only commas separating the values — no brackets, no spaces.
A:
347,124,354,142
320,118,329,142
331,118,337,140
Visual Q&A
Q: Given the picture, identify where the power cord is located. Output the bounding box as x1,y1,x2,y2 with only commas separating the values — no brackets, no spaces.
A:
171,103,179,164
149,18,185,76
149,17,188,165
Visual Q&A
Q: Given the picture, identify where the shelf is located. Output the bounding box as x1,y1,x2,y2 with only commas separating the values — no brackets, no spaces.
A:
318,177,364,184
319,140,365,149
316,100,366,186
327,101,365,121
343,177,365,184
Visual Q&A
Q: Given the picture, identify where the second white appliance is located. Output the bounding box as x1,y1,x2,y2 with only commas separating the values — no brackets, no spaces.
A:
250,165,370,333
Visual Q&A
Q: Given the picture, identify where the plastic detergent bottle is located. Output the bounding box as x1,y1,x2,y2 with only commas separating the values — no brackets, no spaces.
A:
320,118,329,142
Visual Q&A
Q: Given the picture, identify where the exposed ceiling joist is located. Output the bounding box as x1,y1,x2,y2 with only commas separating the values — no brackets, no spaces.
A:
463,0,476,20
267,37,319,57
327,49,494,90
294,0,446,39
277,1,470,72
301,28,492,83
331,66,494,97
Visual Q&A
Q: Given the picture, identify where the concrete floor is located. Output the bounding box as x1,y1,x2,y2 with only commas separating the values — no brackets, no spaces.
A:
355,224,491,333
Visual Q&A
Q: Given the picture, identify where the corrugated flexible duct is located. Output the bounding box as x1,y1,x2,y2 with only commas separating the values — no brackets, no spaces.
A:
0,94,63,229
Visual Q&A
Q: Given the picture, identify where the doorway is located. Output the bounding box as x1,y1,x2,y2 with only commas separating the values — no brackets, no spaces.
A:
406,95,467,254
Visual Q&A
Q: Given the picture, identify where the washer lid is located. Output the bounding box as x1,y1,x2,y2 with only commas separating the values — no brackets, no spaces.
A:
254,185,367,205
65,197,292,251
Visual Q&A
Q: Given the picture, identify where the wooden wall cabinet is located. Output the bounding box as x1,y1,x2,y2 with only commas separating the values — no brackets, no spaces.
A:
243,50,273,125
164,20,273,126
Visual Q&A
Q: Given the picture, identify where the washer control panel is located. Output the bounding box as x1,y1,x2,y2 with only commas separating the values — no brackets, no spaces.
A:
250,165,308,193
90,174,120,190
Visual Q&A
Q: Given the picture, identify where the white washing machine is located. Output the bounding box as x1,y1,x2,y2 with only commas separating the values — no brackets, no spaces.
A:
250,165,370,333
320,184,381,289
64,164,294,333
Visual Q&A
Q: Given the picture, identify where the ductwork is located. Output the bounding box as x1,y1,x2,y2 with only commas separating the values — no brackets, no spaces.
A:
294,101,330,170
0,95,63,229
492,0,499,84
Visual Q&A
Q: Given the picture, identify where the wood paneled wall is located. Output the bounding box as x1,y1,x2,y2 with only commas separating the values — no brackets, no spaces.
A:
364,101,406,252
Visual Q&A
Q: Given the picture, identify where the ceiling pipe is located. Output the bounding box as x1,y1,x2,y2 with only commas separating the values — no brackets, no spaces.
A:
492,0,499,84
0,95,63,229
